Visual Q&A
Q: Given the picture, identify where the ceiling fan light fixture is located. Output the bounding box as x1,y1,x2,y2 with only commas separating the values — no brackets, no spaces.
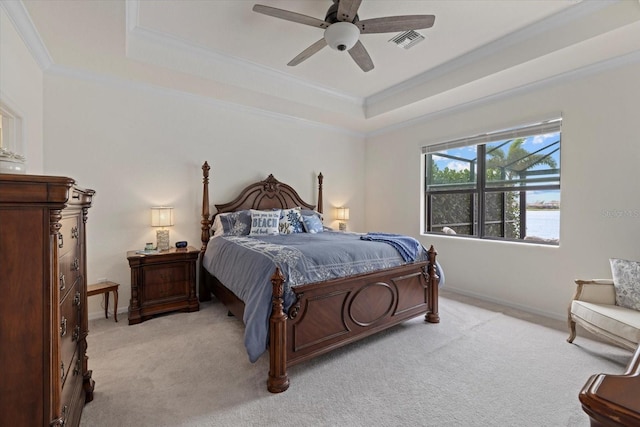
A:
324,22,359,52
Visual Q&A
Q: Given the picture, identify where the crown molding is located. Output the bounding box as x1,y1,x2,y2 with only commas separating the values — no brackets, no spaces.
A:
0,0,53,70
368,48,640,138
46,64,365,139
125,0,363,109
364,0,617,112
41,45,640,140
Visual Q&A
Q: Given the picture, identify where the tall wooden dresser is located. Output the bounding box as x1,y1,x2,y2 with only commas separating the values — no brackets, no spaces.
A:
0,174,95,427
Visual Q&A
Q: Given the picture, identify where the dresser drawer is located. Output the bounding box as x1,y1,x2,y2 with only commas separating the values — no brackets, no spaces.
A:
60,350,83,427
60,278,81,375
58,215,80,258
59,249,82,301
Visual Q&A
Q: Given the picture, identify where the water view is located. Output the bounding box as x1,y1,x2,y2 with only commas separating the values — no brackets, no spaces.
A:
526,209,560,240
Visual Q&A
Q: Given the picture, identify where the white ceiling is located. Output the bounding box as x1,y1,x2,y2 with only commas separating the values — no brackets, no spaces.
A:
16,0,640,134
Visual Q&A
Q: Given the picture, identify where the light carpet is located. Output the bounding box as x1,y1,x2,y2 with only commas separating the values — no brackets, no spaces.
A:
80,290,631,427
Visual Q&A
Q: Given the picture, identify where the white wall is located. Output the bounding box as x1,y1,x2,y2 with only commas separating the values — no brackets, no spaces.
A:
42,72,366,318
365,58,640,320
6,0,639,323
0,6,44,173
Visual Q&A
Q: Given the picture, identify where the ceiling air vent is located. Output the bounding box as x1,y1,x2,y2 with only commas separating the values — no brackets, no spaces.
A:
389,30,425,50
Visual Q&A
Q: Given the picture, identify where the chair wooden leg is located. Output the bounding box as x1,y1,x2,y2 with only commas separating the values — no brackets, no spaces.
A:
567,316,577,343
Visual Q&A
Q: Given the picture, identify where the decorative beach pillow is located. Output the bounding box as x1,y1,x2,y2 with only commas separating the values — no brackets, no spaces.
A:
216,210,252,236
302,214,323,234
249,209,281,236
610,258,640,310
279,208,304,234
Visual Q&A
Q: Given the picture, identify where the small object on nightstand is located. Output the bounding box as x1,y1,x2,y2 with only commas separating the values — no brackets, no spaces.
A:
175,241,187,248
127,246,200,325
87,281,120,322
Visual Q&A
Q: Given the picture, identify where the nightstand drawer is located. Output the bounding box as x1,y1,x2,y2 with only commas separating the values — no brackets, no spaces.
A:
141,263,190,303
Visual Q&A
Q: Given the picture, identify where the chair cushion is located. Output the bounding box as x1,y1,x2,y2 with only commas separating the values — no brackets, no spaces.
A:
572,300,640,345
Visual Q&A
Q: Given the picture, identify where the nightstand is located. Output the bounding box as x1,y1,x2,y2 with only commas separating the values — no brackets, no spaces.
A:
127,246,200,325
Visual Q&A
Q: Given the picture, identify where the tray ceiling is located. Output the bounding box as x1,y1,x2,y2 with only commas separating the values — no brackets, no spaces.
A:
17,0,640,134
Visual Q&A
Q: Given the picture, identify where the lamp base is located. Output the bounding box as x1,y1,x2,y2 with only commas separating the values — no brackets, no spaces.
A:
156,229,170,251
339,222,347,231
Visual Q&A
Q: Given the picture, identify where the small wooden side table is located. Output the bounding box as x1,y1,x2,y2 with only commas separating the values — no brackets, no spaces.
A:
126,246,200,325
87,281,120,322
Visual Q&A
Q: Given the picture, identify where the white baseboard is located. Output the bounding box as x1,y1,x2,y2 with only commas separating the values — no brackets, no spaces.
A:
442,286,565,322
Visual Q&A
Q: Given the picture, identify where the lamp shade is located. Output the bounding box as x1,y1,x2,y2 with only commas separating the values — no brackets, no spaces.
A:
336,207,350,221
324,22,360,51
151,206,174,227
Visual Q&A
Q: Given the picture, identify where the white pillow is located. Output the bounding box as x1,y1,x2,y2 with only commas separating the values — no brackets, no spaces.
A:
249,209,281,236
211,214,224,237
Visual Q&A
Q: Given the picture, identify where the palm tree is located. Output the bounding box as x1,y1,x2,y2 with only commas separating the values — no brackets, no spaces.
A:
486,138,558,180
484,137,559,238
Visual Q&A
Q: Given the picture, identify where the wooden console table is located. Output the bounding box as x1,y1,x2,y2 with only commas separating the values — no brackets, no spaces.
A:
579,344,640,426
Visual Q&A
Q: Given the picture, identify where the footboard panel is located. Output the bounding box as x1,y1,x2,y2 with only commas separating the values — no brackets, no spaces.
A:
285,261,433,366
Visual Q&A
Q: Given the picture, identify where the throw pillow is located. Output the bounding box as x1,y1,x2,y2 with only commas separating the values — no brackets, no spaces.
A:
279,208,304,234
217,210,252,236
301,209,323,220
302,214,323,234
610,258,640,310
211,214,224,237
249,209,281,236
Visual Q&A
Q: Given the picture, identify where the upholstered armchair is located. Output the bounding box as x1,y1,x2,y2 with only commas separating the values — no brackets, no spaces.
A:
568,279,640,351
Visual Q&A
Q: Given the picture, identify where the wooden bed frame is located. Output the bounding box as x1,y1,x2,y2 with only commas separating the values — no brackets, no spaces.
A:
198,161,440,393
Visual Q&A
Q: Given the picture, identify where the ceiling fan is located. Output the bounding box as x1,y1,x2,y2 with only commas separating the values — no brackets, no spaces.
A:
252,0,435,72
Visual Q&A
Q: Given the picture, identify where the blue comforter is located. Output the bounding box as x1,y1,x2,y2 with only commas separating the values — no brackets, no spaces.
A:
202,231,439,362
360,232,422,262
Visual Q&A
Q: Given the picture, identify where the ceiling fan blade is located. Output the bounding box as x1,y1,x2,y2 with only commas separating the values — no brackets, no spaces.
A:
337,0,362,22
253,4,329,29
348,40,374,72
288,39,328,66
357,15,436,34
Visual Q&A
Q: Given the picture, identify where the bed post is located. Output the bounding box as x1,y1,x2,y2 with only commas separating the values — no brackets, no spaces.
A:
317,172,323,214
199,161,212,302
268,267,289,393
425,245,440,323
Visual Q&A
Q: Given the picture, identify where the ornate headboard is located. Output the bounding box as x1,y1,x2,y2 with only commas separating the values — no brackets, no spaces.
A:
200,161,323,251
215,174,318,214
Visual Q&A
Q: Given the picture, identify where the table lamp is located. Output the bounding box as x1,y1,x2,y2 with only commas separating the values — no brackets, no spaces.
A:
151,206,174,251
336,207,349,231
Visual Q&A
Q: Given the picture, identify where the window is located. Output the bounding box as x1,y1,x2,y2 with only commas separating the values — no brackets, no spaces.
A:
423,118,561,244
